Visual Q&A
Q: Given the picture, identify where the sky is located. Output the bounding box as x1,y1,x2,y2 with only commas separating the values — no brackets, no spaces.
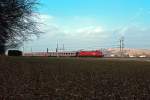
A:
23,0,150,52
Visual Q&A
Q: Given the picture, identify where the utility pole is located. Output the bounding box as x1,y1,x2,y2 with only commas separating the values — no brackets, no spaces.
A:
56,42,59,57
121,37,124,54
56,42,58,52
31,47,32,53
47,48,49,53
31,47,33,56
120,39,122,53
22,46,24,56
119,36,125,57
63,44,65,51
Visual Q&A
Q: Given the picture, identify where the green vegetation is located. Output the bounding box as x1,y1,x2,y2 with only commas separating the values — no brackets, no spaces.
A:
0,57,150,99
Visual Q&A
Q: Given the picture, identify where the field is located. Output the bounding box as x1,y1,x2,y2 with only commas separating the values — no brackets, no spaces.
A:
0,57,150,99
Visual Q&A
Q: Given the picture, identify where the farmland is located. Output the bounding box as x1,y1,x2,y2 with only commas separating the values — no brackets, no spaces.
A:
0,57,150,99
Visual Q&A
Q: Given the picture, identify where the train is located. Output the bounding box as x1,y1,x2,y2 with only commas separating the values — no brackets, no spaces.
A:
76,50,104,57
23,50,104,57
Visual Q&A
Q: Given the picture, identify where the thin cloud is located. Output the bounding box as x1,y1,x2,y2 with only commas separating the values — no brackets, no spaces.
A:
23,14,111,51
23,14,150,52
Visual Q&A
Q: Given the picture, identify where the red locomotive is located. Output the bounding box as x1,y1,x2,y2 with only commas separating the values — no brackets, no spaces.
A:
76,50,104,57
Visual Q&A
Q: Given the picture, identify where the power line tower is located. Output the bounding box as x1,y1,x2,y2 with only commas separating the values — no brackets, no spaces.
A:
119,36,125,57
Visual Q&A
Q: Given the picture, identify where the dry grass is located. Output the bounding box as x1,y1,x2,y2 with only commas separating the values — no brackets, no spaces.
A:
0,57,150,99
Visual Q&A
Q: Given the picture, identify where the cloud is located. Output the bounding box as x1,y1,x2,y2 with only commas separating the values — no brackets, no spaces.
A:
114,25,150,48
23,14,150,52
23,14,111,52
76,26,103,34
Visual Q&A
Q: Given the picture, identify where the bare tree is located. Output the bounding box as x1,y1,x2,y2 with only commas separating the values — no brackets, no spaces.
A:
0,0,40,55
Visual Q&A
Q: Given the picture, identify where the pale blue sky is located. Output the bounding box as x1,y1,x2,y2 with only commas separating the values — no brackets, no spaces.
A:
39,0,150,23
23,0,150,52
